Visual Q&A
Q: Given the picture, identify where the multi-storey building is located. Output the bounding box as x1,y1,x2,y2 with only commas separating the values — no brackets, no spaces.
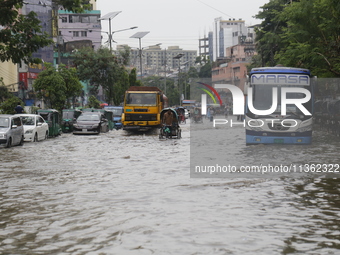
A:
198,36,209,59
0,0,101,106
207,17,255,62
58,0,101,64
122,45,197,77
211,37,256,104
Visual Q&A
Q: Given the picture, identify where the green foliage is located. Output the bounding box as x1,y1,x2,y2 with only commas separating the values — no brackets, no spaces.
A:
0,85,13,103
33,63,67,112
254,0,288,67
142,75,179,106
88,95,100,108
73,47,132,106
198,61,212,78
0,97,24,114
0,0,94,65
255,0,340,77
129,68,142,87
275,0,340,77
0,1,53,64
54,0,94,13
188,66,199,78
58,65,83,107
117,45,131,66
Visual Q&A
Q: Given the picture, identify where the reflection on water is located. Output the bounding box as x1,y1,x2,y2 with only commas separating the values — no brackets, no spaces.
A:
0,119,339,254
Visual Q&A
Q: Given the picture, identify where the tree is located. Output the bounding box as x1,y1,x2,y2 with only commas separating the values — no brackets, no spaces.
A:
73,47,132,105
33,63,66,111
0,81,12,103
0,97,24,114
254,0,340,77
0,1,52,64
88,95,100,108
129,68,142,87
198,60,212,78
58,65,83,108
0,0,94,65
54,0,94,13
254,0,288,67
275,0,340,77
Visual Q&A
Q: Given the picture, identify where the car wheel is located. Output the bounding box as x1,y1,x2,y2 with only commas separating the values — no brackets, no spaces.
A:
19,135,24,146
6,137,12,148
45,131,48,140
33,133,38,142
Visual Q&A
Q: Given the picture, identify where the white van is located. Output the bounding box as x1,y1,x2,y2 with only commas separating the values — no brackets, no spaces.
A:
0,115,24,148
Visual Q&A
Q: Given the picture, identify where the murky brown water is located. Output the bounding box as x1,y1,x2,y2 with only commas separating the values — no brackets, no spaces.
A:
0,118,339,254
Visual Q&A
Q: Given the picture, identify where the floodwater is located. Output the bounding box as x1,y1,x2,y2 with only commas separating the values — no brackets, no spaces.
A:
0,117,339,254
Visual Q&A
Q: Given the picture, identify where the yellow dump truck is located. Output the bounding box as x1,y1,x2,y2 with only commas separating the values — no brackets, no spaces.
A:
121,86,168,131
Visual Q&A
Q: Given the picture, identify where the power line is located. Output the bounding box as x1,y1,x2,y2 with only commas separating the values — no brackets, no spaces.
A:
196,0,235,19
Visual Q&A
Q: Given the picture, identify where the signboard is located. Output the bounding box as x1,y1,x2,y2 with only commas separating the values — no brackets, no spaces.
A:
19,72,28,89
251,74,310,86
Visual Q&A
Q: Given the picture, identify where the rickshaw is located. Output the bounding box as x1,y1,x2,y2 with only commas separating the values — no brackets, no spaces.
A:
159,108,181,139
37,109,62,137
61,109,82,133
176,107,186,124
192,107,203,123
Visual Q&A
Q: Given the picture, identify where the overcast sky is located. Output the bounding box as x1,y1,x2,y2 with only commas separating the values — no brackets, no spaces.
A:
96,0,270,51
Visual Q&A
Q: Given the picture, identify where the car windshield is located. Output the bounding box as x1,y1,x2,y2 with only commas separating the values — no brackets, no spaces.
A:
77,114,100,121
0,117,9,128
21,116,35,125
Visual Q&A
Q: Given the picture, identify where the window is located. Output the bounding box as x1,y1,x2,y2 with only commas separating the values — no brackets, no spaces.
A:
38,117,45,124
73,31,79,37
89,16,99,23
233,67,240,73
69,15,80,23
13,117,22,126
61,17,67,23
81,16,90,23
81,31,87,37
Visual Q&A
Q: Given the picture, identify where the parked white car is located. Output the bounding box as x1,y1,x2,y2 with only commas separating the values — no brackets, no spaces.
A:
0,114,24,148
16,114,49,142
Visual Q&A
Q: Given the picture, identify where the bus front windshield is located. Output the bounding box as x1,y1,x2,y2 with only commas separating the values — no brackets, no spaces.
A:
250,85,312,118
126,93,157,106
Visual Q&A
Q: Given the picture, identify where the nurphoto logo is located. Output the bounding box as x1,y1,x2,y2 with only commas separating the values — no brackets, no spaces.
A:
201,84,311,116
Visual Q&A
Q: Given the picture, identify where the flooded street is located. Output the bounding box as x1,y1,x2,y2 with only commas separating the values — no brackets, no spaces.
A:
1,118,339,254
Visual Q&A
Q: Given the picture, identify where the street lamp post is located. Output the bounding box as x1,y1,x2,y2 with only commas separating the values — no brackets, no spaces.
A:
173,53,184,105
130,32,149,79
164,48,167,95
98,11,121,52
101,26,138,50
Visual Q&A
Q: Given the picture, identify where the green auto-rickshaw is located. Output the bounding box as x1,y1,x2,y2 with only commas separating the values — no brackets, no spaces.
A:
61,109,82,133
37,109,62,137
